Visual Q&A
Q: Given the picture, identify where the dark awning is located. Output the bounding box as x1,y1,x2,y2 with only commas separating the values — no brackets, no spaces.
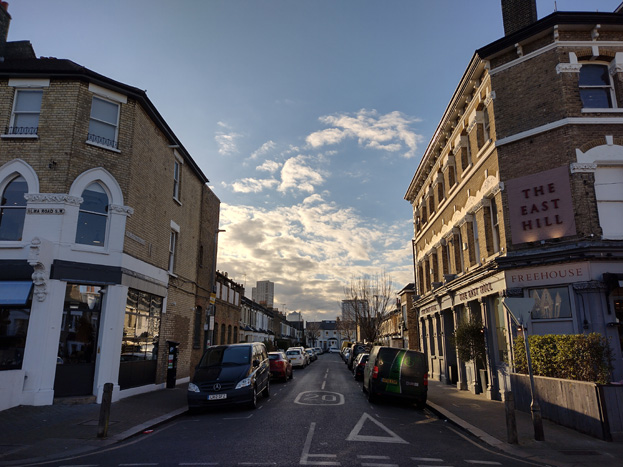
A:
0,281,33,305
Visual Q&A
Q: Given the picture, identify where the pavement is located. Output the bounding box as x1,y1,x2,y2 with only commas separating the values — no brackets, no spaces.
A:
0,378,621,467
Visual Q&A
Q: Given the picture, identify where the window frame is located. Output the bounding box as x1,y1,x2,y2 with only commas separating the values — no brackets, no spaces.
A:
578,63,617,110
173,159,181,202
0,174,28,242
75,182,109,248
8,89,43,137
87,96,121,151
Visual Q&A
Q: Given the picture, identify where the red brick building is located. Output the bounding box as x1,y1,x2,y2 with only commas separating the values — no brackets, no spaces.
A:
405,1,623,399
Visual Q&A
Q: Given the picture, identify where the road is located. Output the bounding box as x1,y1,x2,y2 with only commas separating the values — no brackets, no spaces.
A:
41,353,539,466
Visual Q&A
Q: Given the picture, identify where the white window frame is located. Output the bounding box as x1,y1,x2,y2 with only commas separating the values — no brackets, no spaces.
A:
579,62,617,110
8,89,43,137
169,220,180,274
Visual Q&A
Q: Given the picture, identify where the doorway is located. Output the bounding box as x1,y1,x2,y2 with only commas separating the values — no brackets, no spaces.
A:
54,284,102,397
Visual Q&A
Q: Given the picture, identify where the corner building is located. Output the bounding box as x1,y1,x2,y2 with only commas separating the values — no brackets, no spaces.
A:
0,7,219,410
404,1,623,400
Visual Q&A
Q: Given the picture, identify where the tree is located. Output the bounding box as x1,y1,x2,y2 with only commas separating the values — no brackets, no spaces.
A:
336,317,356,343
343,270,394,343
305,321,321,347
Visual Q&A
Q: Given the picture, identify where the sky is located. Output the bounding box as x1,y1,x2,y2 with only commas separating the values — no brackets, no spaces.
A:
8,0,621,321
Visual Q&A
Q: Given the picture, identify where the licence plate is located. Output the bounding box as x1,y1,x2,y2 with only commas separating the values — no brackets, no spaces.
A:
405,381,419,387
208,394,227,400
381,378,398,385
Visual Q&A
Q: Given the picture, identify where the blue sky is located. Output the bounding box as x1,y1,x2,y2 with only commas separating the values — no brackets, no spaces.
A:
9,0,621,320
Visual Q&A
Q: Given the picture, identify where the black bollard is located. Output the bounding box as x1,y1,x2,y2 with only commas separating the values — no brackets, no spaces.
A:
97,383,113,438
504,391,518,444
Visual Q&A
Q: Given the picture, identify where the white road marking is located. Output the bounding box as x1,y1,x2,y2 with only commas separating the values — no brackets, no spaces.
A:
411,459,443,462
465,461,502,465
294,391,345,405
360,464,398,467
179,463,219,466
300,422,340,466
357,456,390,460
321,381,326,390
346,413,408,444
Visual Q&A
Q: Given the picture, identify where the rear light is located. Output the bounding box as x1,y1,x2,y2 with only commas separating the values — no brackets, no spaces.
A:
372,365,379,379
423,372,428,386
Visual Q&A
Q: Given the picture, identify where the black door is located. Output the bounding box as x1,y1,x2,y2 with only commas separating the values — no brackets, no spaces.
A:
54,284,101,397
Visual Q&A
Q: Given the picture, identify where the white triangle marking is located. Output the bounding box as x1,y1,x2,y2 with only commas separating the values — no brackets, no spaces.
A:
345,413,408,444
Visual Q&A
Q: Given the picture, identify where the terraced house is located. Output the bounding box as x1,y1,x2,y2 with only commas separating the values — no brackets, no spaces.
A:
0,5,220,410
404,0,623,399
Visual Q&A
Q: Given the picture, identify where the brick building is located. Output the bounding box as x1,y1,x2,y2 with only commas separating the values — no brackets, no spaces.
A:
0,5,220,410
404,1,623,400
211,271,243,348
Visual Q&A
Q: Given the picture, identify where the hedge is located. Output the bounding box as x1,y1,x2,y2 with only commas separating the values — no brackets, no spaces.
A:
513,333,614,385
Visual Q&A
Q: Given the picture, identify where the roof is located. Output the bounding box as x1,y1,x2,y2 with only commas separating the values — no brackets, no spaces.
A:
0,56,209,184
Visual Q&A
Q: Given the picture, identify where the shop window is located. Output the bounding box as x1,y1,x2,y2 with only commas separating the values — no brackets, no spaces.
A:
529,287,572,319
0,281,33,370
579,64,615,109
121,289,162,361
75,182,108,247
8,89,42,136
87,96,120,149
0,175,28,241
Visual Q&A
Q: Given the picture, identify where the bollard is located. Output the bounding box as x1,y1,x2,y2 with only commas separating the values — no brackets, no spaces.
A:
504,391,518,444
97,383,113,438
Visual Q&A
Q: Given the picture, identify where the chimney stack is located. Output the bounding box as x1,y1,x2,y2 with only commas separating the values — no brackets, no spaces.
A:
0,2,10,61
501,0,538,36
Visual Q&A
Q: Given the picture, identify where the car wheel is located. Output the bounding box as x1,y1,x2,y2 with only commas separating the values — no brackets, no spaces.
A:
262,379,270,398
283,373,289,383
248,386,257,409
367,387,377,403
289,370,293,380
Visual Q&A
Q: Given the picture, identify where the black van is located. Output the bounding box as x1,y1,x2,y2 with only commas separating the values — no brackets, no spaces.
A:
362,346,428,409
187,342,270,411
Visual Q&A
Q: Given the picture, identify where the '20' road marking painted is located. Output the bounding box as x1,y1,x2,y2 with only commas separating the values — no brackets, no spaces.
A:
294,391,345,405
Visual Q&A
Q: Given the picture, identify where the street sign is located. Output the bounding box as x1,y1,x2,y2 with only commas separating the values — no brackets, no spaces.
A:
502,297,535,327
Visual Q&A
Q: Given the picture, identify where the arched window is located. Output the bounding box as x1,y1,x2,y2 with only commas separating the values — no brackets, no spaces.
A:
233,326,238,343
0,175,27,241
213,322,218,345
76,182,108,246
227,325,232,344
220,324,226,345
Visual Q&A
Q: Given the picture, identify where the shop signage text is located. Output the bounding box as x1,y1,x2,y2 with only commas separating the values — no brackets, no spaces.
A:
458,282,493,302
506,166,576,244
507,262,589,287
27,208,65,215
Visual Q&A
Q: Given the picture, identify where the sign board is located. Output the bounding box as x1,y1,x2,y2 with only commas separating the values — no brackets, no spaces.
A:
502,297,535,327
209,293,216,305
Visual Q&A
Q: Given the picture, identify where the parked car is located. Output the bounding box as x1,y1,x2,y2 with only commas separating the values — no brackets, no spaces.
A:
314,347,323,355
188,342,270,411
362,346,428,409
342,349,351,364
329,347,340,353
286,347,308,368
352,352,369,381
268,351,293,382
305,348,317,362
347,343,368,370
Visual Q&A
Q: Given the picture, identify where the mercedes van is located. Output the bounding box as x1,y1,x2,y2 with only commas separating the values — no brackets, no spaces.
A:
188,342,270,411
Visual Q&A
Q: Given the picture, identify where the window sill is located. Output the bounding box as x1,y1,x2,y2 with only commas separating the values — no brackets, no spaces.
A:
85,140,121,153
0,241,26,249
581,108,623,114
70,244,110,255
173,197,182,206
1,134,38,139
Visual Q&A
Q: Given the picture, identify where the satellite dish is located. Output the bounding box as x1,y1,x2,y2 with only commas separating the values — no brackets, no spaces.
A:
501,297,535,327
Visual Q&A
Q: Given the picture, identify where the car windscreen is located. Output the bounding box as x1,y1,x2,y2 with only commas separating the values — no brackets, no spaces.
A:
198,346,251,368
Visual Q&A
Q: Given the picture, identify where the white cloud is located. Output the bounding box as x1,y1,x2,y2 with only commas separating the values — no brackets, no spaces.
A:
257,160,281,173
230,178,278,193
216,198,412,320
215,122,242,156
250,140,276,160
277,155,325,194
306,109,423,158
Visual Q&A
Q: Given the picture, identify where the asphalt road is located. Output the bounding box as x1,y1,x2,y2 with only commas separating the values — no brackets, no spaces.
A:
38,353,539,466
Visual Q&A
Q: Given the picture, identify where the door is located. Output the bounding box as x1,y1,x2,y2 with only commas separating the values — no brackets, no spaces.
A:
54,284,102,397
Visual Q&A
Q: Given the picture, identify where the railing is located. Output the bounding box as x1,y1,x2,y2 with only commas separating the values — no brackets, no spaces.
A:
87,133,119,149
5,126,38,135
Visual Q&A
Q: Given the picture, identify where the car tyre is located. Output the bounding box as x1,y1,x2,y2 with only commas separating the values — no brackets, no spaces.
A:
262,379,270,398
289,370,293,380
248,386,258,409
367,387,377,403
